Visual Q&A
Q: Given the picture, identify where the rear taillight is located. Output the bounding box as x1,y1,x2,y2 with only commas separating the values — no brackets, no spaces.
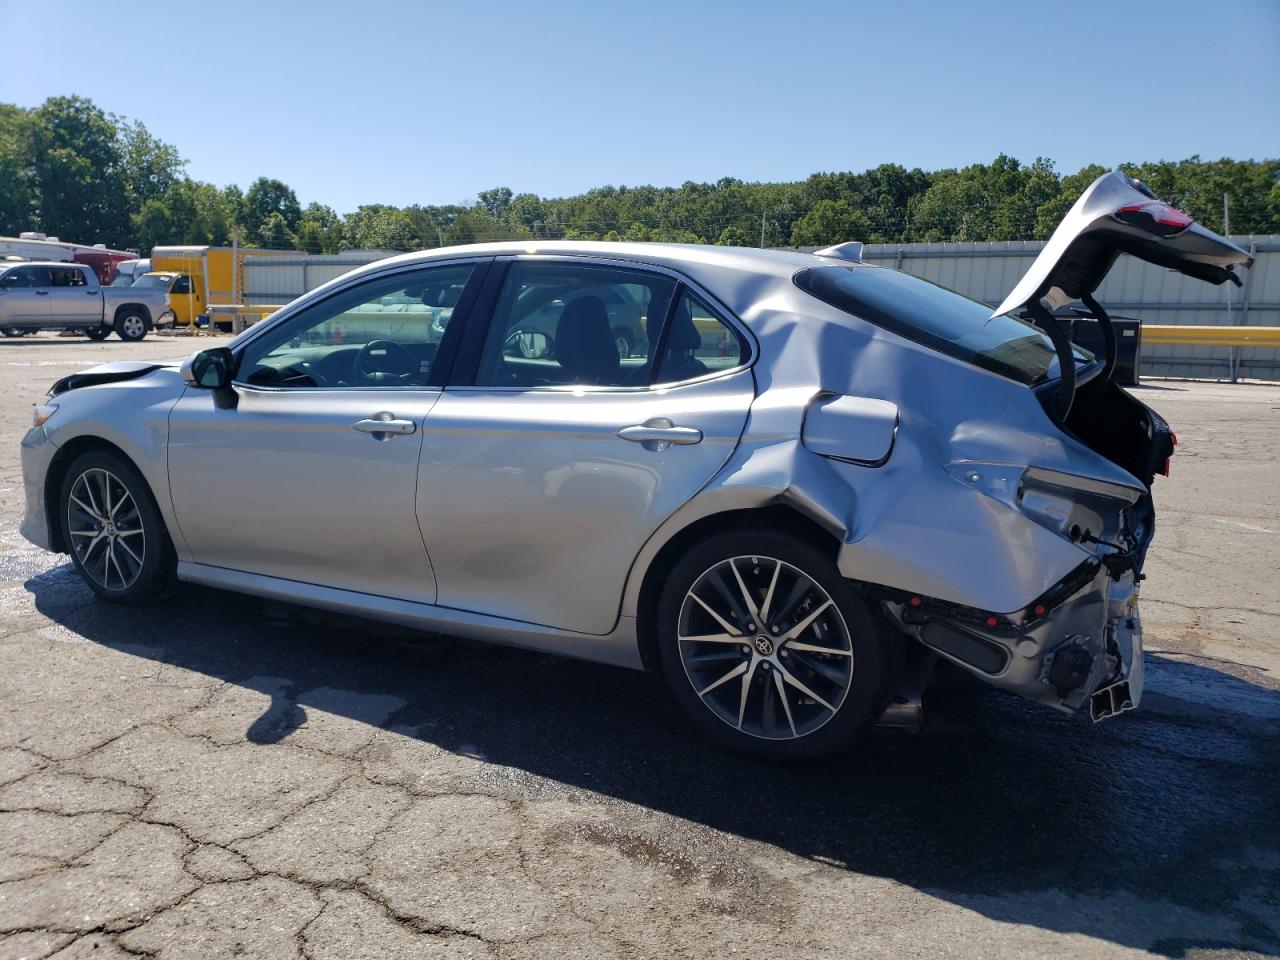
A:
1115,201,1194,237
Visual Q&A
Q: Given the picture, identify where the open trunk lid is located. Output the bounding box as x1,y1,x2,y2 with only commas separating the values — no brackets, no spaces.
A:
993,171,1254,319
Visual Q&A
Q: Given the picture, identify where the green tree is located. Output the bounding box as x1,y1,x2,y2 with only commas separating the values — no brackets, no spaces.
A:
789,199,871,247
29,96,131,245
0,104,36,234
477,187,513,219
132,198,176,252
295,220,325,254
257,211,295,249
245,177,301,236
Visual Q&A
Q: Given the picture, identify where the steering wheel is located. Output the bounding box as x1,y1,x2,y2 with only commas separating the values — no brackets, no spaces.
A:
353,339,418,385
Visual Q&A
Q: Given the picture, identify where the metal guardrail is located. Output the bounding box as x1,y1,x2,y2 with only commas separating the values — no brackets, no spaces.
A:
1142,325,1280,347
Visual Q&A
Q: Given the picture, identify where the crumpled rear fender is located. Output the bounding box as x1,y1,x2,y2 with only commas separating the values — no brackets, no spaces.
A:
620,403,1093,620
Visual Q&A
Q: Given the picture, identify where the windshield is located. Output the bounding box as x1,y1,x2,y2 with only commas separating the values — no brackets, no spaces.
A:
794,265,1089,385
132,274,175,289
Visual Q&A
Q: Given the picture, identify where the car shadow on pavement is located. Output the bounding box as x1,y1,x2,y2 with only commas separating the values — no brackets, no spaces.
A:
26,562,1280,957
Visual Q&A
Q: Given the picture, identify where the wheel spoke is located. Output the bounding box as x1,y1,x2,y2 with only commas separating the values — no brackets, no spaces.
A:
790,651,848,687
728,559,760,622
779,663,835,713
697,661,747,697
70,494,103,523
109,488,130,520
785,640,852,657
679,631,744,645
116,536,143,567
758,560,782,624
771,574,813,630
771,669,798,737
689,593,742,637
780,599,834,643
736,659,759,729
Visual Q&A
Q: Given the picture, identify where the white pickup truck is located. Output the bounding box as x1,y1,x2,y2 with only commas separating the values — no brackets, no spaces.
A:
0,261,173,341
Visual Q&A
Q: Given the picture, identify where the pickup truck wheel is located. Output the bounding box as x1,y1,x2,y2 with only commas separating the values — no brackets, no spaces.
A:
2,327,27,337
84,325,111,341
114,311,148,342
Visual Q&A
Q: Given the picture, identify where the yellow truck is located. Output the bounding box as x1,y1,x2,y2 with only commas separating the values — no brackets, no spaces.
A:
149,245,296,329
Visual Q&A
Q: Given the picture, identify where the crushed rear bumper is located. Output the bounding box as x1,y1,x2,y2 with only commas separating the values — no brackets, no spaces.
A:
886,560,1145,719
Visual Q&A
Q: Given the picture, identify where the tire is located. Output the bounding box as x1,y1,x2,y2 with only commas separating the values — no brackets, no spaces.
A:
114,310,148,342
2,328,23,338
58,449,175,604
84,325,111,341
656,529,891,759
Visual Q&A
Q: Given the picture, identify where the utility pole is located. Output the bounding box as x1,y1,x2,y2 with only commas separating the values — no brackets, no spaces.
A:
1225,192,1236,383
760,210,767,248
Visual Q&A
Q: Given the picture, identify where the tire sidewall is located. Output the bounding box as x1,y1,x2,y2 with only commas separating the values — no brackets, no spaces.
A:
656,529,891,759
59,450,174,604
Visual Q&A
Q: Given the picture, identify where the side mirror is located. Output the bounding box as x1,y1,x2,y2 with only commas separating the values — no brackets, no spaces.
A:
182,347,235,389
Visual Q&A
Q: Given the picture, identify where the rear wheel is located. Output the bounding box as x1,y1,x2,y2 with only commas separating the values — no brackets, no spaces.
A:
59,450,174,604
114,310,148,342
2,327,29,337
84,325,111,341
656,529,891,759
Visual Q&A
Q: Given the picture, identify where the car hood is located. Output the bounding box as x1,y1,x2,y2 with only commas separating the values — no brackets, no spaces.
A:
50,359,182,396
993,171,1254,318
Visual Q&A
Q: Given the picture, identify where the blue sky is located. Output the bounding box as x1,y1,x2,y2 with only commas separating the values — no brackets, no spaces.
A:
2,0,1277,213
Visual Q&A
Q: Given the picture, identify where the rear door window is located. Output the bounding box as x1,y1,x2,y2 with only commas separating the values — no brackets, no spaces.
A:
653,290,749,385
474,261,676,388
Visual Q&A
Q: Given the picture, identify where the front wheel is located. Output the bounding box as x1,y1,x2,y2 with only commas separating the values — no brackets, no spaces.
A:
59,450,175,603
656,529,891,759
114,310,148,342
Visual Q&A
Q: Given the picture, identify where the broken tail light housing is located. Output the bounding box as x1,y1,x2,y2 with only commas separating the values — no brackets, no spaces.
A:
1114,201,1194,238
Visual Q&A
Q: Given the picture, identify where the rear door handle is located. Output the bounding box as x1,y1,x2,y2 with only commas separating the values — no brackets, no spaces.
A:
617,417,703,452
35,290,48,296
353,412,417,439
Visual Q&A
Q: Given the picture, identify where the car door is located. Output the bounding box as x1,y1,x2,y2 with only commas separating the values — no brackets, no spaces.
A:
0,266,53,324
417,257,756,635
45,265,103,327
167,259,487,603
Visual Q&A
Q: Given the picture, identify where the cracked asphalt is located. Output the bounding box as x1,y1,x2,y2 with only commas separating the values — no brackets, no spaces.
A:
0,334,1277,959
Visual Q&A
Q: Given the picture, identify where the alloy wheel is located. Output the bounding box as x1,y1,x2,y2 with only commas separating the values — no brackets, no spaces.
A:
677,555,854,740
66,468,146,591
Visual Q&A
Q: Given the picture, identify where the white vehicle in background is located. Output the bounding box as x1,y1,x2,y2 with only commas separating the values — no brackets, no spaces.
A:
110,259,153,287
0,262,173,341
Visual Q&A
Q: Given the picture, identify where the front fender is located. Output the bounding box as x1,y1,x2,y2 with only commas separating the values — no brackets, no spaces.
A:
42,372,189,560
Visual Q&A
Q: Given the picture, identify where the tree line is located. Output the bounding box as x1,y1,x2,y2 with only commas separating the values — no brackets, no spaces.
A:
3,96,1278,256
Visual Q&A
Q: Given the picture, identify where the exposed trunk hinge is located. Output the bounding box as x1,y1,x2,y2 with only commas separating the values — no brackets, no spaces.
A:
1081,293,1117,385
1025,301,1076,422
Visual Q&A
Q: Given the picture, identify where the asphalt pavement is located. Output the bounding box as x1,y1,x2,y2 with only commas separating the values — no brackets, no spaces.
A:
0,333,1276,959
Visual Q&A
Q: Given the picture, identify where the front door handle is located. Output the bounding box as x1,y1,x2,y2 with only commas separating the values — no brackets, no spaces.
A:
617,417,703,452
353,411,417,440
35,290,48,296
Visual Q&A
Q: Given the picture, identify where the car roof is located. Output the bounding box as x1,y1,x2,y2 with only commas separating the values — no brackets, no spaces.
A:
0,260,86,269
350,241,844,316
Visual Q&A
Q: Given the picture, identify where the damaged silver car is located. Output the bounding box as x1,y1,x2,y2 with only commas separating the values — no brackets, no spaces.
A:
19,172,1253,757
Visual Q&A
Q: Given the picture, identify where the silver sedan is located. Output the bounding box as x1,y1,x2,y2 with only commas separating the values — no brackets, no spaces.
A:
19,173,1253,758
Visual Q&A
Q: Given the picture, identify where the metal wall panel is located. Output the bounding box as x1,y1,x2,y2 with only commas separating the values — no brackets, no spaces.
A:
858,236,1280,380
243,252,398,306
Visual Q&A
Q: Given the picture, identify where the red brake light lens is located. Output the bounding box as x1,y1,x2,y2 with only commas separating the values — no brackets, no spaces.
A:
1115,201,1194,237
